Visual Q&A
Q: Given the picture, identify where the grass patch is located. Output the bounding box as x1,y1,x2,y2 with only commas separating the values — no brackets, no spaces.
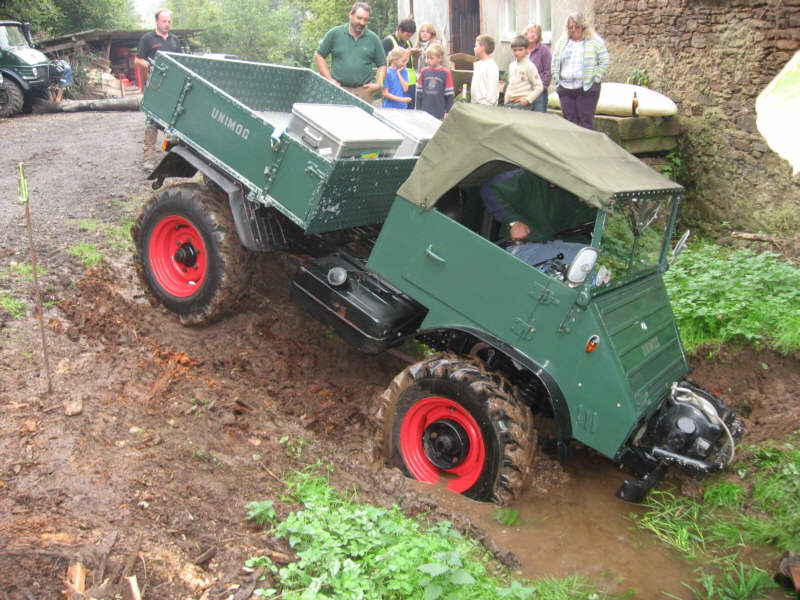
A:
246,464,611,599
75,217,102,232
67,243,103,268
633,433,800,599
0,294,27,319
5,261,48,282
664,242,800,354
106,216,135,251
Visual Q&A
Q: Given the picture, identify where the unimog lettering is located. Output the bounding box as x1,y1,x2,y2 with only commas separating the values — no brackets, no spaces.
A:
137,53,743,506
210,107,250,140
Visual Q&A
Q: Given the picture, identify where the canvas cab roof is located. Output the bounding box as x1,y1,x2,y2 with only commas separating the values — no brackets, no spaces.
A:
397,103,683,212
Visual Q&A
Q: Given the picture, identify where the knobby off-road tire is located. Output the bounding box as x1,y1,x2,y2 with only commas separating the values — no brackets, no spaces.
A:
376,355,536,505
0,79,24,118
132,183,254,325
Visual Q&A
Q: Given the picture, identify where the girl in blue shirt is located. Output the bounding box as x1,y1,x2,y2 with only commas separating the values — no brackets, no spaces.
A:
382,47,412,108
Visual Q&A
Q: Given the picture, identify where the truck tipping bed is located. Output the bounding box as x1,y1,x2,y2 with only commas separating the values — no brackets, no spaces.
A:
141,53,420,234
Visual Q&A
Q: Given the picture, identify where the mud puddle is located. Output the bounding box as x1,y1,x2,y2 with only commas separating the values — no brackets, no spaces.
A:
414,447,748,599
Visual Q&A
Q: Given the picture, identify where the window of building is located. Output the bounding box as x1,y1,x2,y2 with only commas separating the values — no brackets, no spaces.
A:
501,0,517,42
528,0,553,43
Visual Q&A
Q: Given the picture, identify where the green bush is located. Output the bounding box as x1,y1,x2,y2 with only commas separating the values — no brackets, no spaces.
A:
664,242,800,354
247,464,607,599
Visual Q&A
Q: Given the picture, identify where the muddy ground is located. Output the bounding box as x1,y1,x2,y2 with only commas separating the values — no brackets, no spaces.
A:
1,111,798,599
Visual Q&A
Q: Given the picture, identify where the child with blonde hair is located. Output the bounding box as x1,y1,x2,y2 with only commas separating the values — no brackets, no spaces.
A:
415,23,443,71
415,43,454,119
382,47,412,108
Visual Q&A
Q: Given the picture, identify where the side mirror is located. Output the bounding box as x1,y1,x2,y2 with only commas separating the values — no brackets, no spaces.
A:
671,229,690,263
566,247,599,285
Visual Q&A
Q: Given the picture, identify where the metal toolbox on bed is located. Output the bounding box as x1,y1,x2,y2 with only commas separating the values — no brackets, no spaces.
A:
288,103,404,160
374,108,442,157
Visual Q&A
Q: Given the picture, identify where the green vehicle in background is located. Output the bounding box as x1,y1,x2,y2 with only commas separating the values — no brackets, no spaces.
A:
134,53,742,504
0,21,58,117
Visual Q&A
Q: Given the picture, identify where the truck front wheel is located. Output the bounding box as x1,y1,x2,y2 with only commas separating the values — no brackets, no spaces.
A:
132,183,253,325
0,79,24,118
378,355,536,505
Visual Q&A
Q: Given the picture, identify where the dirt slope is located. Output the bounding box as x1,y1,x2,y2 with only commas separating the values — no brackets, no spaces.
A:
0,111,797,599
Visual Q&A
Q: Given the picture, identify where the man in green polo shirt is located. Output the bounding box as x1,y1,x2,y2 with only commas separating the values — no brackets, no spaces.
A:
313,2,386,104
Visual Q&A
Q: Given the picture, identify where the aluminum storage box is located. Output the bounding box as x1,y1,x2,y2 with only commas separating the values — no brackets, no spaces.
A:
288,103,403,160
374,108,442,157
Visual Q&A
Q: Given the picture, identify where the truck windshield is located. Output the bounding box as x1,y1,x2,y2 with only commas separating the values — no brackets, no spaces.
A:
593,194,677,292
0,25,30,49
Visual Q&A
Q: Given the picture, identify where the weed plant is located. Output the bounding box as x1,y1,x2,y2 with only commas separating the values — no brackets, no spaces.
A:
6,262,48,282
633,433,800,599
0,294,27,319
246,464,609,599
67,243,103,268
664,242,800,354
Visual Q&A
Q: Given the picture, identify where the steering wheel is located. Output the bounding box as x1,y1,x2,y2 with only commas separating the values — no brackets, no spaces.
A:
552,220,595,239
497,237,526,249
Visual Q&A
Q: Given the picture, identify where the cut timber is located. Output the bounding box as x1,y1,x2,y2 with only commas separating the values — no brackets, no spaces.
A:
66,561,87,594
125,575,143,600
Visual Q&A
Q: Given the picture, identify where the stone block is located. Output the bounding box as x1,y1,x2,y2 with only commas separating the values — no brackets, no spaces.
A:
776,38,800,50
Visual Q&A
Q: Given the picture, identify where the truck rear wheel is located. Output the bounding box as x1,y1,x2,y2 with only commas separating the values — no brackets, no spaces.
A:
377,355,536,505
132,183,253,325
0,80,24,118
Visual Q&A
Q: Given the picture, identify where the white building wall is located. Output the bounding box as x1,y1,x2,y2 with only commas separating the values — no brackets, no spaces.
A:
398,1,598,80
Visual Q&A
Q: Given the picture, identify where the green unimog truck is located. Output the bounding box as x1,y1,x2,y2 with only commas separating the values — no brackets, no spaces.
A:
133,53,742,504
0,21,58,117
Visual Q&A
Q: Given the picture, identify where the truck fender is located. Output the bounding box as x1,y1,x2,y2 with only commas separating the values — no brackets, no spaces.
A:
0,68,31,92
426,326,574,460
149,145,272,252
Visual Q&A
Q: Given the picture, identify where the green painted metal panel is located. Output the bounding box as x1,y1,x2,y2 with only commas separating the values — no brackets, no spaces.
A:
593,275,688,409
368,198,652,459
143,56,279,191
265,142,330,226
140,53,416,235
304,158,416,233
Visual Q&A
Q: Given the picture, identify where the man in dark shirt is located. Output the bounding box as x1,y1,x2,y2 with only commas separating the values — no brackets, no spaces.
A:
382,19,418,108
136,9,182,168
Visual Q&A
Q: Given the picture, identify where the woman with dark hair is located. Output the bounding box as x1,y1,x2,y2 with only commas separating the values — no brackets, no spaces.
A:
551,12,609,129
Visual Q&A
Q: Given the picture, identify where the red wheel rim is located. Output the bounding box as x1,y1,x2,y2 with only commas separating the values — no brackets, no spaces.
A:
399,396,486,493
148,215,207,297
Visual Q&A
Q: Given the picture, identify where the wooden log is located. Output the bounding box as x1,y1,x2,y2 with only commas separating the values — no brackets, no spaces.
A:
124,575,143,600
60,96,142,112
731,231,778,242
31,96,142,114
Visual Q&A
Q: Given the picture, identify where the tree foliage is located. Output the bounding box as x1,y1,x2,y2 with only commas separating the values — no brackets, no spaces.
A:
169,0,305,65
1,0,137,36
301,0,397,66
167,0,397,68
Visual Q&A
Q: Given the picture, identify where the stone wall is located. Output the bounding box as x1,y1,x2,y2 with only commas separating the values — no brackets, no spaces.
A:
594,0,800,234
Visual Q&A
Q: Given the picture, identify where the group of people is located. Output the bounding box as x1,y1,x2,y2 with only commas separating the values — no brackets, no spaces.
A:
136,3,611,165
314,3,610,129
314,6,456,120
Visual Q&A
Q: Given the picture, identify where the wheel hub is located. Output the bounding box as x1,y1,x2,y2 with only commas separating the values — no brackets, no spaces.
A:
423,419,470,469
174,241,198,267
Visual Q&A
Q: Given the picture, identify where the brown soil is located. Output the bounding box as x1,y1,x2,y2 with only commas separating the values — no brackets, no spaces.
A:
0,111,797,599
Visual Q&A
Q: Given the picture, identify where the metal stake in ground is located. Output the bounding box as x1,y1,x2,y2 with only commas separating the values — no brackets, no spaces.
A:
17,163,53,395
